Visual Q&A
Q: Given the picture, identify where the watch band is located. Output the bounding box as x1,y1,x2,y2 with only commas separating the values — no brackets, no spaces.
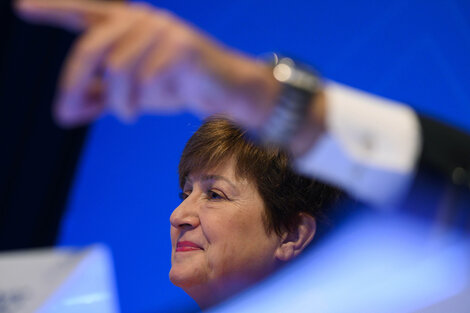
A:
256,54,322,147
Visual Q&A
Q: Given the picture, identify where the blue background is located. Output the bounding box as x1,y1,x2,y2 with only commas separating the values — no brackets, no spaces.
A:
58,0,470,312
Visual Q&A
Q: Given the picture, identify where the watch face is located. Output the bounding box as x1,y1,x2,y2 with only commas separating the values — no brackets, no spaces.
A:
273,63,293,82
271,55,321,91
254,53,321,147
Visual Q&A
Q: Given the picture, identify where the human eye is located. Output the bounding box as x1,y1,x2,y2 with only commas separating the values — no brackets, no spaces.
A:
179,190,190,201
205,189,227,201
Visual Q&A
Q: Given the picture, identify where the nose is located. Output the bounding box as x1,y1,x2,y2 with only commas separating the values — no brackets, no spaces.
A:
170,194,200,230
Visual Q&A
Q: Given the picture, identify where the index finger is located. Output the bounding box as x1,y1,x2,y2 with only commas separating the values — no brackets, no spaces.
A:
16,0,112,31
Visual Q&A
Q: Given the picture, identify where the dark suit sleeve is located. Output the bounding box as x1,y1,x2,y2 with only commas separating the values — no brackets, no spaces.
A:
417,115,470,186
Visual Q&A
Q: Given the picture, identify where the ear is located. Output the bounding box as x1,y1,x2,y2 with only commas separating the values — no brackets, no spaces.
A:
274,213,316,262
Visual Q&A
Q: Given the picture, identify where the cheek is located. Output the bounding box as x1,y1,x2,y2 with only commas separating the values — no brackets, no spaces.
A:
199,214,233,275
202,213,268,279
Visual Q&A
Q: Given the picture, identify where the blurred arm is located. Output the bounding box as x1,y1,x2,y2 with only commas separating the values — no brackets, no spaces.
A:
16,0,470,206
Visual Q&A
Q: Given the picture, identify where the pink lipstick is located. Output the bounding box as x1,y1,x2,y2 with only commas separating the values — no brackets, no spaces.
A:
176,241,203,252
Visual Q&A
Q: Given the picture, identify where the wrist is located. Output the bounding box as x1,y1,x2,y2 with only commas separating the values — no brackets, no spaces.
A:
251,54,323,151
287,90,326,157
199,45,280,129
225,55,281,129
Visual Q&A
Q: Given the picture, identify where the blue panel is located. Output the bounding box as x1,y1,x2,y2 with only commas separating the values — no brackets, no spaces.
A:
59,0,470,312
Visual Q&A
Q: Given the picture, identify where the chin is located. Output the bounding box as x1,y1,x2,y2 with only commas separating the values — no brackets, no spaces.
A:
169,266,205,288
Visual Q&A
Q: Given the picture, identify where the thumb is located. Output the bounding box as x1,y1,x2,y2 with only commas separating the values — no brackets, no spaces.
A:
15,0,111,31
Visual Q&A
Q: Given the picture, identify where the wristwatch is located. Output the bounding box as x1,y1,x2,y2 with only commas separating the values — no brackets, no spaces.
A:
256,53,322,147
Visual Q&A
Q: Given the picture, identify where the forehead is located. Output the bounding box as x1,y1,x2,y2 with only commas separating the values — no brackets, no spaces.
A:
184,158,251,187
185,158,236,182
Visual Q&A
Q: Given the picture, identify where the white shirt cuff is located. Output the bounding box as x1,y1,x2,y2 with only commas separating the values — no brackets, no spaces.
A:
295,81,422,206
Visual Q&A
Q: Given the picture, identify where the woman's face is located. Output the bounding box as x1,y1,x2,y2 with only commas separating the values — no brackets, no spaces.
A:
169,158,282,306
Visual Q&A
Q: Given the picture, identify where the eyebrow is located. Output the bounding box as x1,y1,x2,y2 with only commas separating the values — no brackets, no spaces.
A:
183,174,240,193
200,175,238,191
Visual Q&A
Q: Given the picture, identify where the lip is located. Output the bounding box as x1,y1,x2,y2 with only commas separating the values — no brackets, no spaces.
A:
176,241,203,252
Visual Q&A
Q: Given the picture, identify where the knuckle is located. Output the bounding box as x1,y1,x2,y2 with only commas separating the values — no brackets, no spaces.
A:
108,3,147,22
130,1,153,11
169,30,196,53
131,2,158,19
107,3,126,18
130,3,152,19
153,8,177,23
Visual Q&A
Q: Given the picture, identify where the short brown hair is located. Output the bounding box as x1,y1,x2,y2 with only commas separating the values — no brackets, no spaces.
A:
179,117,341,237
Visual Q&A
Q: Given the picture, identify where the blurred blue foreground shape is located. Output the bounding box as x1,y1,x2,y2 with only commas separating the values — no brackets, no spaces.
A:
209,210,470,313
0,245,119,313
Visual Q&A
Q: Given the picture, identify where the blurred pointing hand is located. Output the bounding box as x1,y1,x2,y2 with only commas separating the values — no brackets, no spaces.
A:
16,0,278,127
